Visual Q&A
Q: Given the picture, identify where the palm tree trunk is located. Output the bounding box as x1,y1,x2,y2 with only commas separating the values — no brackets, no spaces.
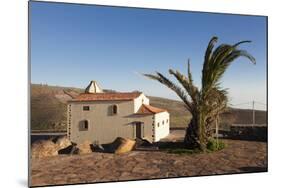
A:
184,117,199,149
198,112,208,151
184,112,209,151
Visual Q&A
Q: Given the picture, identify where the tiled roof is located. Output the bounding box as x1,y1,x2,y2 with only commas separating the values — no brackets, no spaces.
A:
70,92,142,102
136,104,167,115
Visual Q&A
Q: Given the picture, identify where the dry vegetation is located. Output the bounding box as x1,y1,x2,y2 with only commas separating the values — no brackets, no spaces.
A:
31,84,84,130
149,96,191,128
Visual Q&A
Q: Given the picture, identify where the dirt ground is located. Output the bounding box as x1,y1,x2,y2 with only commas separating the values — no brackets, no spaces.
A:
161,129,186,142
31,137,267,187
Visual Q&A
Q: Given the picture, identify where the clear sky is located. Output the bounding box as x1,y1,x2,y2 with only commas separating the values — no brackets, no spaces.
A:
30,2,267,110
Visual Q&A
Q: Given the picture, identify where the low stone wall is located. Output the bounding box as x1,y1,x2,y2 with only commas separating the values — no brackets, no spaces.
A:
227,125,267,141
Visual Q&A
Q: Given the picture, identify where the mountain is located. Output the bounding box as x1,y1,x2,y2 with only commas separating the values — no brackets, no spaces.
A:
30,84,267,131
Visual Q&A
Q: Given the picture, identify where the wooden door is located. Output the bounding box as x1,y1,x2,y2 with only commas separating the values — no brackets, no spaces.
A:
136,122,142,138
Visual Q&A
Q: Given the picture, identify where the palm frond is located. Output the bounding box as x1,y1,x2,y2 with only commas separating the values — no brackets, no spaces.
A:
202,39,256,96
187,59,194,86
204,36,218,64
233,40,252,48
222,49,256,65
169,62,199,106
143,73,193,111
202,36,218,87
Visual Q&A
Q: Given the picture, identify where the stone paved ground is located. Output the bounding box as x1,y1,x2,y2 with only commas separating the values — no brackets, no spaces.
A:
31,139,267,187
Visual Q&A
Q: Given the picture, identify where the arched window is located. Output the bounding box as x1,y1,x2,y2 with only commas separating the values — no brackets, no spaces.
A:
112,105,118,115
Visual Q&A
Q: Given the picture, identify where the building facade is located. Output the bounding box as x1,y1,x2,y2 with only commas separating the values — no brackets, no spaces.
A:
67,81,170,144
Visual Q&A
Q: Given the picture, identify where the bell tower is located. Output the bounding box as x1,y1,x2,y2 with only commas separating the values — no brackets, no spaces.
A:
85,80,103,93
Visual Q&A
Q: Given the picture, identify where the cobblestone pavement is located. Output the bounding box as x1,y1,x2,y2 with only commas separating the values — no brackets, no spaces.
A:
31,139,267,187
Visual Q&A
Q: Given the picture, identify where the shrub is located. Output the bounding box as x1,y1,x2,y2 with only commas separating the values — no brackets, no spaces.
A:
207,138,226,151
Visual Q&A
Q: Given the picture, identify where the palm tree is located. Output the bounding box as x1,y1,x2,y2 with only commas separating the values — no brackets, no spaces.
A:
144,36,256,151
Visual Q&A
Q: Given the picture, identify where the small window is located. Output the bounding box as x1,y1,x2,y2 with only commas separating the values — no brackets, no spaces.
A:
162,120,164,125
166,119,169,123
157,123,160,127
112,105,118,115
79,120,89,131
83,106,90,111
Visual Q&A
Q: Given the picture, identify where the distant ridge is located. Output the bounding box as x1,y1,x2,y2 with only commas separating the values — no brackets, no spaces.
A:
30,83,267,131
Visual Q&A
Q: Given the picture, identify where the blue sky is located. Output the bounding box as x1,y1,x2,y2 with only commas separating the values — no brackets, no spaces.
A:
30,2,267,110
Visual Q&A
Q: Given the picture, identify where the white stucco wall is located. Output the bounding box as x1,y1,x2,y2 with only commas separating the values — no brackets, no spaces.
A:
67,93,168,144
68,100,135,144
67,98,155,144
133,93,150,113
154,111,170,142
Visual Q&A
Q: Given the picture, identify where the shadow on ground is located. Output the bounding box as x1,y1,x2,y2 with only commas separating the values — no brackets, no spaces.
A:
239,166,268,172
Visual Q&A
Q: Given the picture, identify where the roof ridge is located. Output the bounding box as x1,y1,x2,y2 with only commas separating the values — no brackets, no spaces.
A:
137,104,167,115
142,104,155,113
70,92,142,102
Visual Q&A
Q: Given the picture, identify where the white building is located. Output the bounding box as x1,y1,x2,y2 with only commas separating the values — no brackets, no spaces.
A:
67,81,170,144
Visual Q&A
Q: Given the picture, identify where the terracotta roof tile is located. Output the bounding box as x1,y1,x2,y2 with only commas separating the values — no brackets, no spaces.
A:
136,104,167,115
70,92,142,102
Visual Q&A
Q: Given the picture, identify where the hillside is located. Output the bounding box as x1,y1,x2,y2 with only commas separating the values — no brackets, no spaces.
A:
31,84,267,131
31,84,80,131
148,96,192,128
